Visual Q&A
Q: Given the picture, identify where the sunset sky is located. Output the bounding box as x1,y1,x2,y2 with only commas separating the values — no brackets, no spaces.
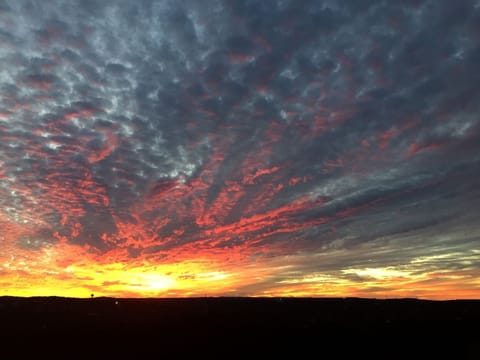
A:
0,0,479,299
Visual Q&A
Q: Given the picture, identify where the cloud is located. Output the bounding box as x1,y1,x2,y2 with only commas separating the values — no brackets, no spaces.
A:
0,0,479,298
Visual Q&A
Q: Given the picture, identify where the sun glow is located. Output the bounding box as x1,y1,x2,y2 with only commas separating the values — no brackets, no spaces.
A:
1,237,479,299
127,273,177,292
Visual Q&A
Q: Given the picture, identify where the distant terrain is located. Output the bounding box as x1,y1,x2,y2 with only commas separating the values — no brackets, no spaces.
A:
0,297,478,358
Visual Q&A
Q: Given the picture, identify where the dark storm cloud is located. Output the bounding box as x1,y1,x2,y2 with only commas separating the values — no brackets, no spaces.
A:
0,0,479,281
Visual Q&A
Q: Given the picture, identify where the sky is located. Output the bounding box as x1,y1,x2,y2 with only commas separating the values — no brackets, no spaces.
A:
0,0,479,299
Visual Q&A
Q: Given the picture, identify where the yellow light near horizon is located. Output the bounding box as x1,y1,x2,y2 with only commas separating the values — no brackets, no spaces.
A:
2,239,479,299
127,273,177,292
342,267,411,280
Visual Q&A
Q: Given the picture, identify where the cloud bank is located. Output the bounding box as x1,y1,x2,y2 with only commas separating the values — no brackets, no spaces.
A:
0,0,479,298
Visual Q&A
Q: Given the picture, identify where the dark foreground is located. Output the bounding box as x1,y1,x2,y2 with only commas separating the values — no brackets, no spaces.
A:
0,297,478,358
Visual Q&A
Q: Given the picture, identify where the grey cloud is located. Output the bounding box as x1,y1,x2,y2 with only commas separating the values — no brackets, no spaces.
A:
17,228,56,250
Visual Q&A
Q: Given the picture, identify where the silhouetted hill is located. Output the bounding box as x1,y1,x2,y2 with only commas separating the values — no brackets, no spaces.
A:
0,297,478,358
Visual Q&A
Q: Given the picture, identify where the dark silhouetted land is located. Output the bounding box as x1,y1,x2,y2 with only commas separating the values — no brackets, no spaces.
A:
0,296,478,358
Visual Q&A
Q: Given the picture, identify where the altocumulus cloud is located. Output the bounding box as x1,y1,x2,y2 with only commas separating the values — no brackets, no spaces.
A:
0,0,479,298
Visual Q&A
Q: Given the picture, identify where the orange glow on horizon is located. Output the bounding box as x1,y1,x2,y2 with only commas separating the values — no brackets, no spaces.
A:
1,236,479,299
